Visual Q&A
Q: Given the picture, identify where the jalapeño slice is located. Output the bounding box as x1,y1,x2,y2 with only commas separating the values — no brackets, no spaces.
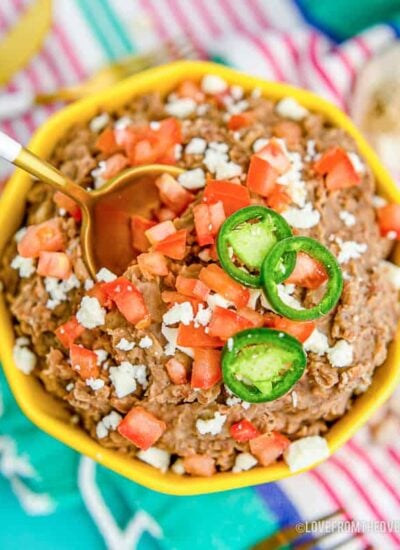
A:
262,236,343,321
216,205,295,288
222,328,306,403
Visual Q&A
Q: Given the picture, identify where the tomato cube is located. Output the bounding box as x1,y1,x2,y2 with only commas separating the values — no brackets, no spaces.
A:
177,323,224,349
377,203,400,239
70,344,99,380
103,153,129,179
118,406,166,450
208,306,253,340
230,419,260,442
264,312,315,343
18,219,64,258
55,317,85,348
137,252,169,278
53,192,82,222
154,229,187,260
285,252,328,289
199,264,250,308
145,220,176,245
155,173,194,214
176,275,210,301
203,180,251,216
182,454,216,477
314,146,361,191
165,358,188,385
191,348,222,389
103,277,150,326
37,251,72,279
249,431,290,466
131,215,155,252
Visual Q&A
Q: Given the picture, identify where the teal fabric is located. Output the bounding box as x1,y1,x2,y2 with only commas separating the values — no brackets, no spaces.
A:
0,370,275,549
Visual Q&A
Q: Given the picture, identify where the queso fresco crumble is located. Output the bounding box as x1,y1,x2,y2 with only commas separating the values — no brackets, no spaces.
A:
1,73,400,477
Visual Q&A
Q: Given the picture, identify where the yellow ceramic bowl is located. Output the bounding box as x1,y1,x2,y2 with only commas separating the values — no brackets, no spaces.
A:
1,61,400,495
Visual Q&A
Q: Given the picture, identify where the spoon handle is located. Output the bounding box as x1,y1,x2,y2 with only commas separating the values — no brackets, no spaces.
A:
0,130,90,205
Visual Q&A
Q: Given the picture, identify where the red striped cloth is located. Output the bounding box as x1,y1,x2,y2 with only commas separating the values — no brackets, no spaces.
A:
1,2,400,547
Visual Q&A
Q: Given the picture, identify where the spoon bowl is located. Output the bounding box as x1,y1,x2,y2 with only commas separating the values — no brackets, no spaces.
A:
0,131,184,277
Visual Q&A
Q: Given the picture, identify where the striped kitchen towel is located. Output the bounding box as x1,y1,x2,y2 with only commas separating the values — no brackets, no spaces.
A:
1,1,400,549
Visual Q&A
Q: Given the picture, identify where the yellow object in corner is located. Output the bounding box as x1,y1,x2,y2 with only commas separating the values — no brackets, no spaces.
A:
0,0,52,85
1,61,400,495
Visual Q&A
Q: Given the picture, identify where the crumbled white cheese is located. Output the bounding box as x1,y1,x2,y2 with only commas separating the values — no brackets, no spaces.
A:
109,361,148,398
66,382,74,392
86,378,105,391
45,274,80,309
230,85,244,100
336,239,367,264
305,140,317,161
14,227,27,243
165,97,196,118
232,452,258,473
206,292,234,310
114,116,132,131
13,341,36,374
115,338,135,351
372,195,387,208
171,459,185,475
227,99,249,115
303,330,329,356
16,337,29,346
252,138,269,152
203,145,242,180
347,151,365,174
291,391,298,408
11,255,35,278
76,296,106,329
277,149,307,208
137,447,170,473
89,112,110,133
387,230,397,240
96,411,122,439
96,267,117,282
282,202,320,229
197,103,208,116
196,412,227,435
91,161,107,189
178,168,205,190
175,143,183,160
277,284,303,310
139,335,152,349
327,340,353,368
284,436,329,472
185,137,207,155
163,301,194,326
227,338,234,352
226,394,241,406
194,304,212,327
84,279,94,291
201,74,228,95
149,120,161,131
339,210,356,227
247,289,262,309
252,87,262,98
382,260,400,289
276,97,309,121
95,349,108,365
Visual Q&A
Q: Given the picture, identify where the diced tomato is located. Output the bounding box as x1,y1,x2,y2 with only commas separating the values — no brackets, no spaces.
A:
37,251,72,279
131,215,156,252
118,406,166,450
103,153,129,179
265,185,291,213
209,200,226,233
209,243,218,261
176,275,210,301
273,120,302,146
87,282,113,308
145,220,176,245
182,454,216,477
55,317,85,348
161,291,203,312
53,191,82,222
155,173,194,214
155,229,187,260
70,344,99,380
377,203,400,239
228,111,254,131
264,312,315,343
258,139,291,174
208,306,253,340
203,180,251,216
247,139,290,198
249,431,290,466
165,357,188,384
191,348,222,388
176,79,205,102
314,146,361,191
199,264,250,308
18,219,64,258
103,277,150,326
193,203,214,246
236,307,265,327
137,252,169,278
95,127,119,154
131,139,158,165
177,323,224,348
230,419,260,442
285,252,328,289
155,207,176,222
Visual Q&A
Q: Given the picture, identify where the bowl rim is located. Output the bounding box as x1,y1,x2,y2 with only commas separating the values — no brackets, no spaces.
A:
1,60,400,495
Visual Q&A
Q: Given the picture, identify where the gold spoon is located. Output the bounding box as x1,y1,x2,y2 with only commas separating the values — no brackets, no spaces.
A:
0,131,184,277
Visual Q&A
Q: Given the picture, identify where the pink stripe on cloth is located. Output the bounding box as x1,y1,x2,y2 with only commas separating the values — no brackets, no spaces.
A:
196,0,223,37
140,0,171,43
247,0,271,29
219,0,247,33
348,441,400,509
354,36,372,58
165,0,207,57
308,33,346,108
52,23,87,81
330,456,400,547
245,33,286,81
